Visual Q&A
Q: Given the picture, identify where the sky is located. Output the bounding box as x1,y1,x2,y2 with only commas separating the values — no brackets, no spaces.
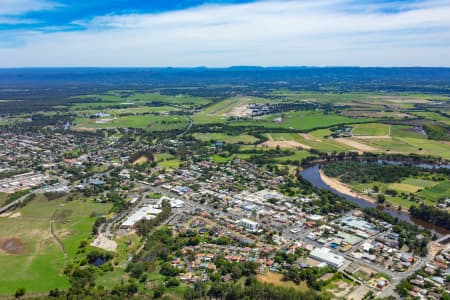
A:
0,0,450,67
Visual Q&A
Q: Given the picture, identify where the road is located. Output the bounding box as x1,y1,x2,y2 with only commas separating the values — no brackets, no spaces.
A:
0,191,34,214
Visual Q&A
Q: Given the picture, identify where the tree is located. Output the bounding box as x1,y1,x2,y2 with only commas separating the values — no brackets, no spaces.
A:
377,194,386,204
14,288,25,298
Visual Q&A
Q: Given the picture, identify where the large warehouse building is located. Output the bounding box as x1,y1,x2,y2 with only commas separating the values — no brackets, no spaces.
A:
309,247,345,268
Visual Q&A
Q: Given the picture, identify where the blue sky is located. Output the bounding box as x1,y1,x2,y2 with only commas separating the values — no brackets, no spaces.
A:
1,0,450,67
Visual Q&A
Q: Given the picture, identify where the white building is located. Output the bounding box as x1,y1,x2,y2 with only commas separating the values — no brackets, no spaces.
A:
309,247,345,268
120,206,162,229
238,218,259,232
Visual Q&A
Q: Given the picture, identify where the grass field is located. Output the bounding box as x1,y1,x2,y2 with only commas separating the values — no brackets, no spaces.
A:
390,125,426,139
419,181,450,202
193,132,259,144
0,195,112,295
256,272,309,292
352,123,390,136
74,115,188,131
266,131,353,152
412,111,450,125
154,152,181,168
351,175,446,209
274,150,312,162
72,92,211,109
233,111,374,131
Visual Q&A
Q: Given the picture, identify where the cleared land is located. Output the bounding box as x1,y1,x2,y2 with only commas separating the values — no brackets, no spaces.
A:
334,138,379,152
256,272,309,292
0,195,111,295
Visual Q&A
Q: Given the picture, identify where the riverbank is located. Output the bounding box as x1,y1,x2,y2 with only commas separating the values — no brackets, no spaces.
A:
319,169,378,204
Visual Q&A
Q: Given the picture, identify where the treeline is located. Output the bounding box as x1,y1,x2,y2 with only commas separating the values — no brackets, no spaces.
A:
185,278,328,300
323,161,422,183
410,204,450,230
423,124,450,141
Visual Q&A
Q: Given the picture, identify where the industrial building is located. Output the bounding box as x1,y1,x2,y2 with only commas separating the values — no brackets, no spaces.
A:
309,247,345,268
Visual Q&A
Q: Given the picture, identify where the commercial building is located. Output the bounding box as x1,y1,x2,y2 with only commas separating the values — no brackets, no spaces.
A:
238,218,260,232
120,206,162,229
309,247,345,268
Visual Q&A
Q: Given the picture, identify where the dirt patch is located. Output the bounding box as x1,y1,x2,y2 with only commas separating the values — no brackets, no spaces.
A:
132,155,148,165
380,96,430,104
353,135,391,140
346,285,370,300
260,140,311,150
334,138,378,152
0,238,26,254
91,234,118,252
72,127,97,132
227,105,252,117
8,212,22,218
299,133,319,141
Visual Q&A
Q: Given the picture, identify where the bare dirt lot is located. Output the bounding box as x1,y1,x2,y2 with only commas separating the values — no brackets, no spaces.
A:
260,140,311,149
346,285,370,300
227,105,252,117
0,238,25,254
91,234,118,252
354,135,391,140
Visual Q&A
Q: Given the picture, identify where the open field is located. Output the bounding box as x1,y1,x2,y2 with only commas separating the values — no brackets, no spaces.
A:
390,125,426,139
273,150,312,162
352,123,390,136
411,111,450,125
334,138,379,152
72,92,211,109
232,111,375,131
0,195,112,295
419,181,450,202
73,115,188,131
193,132,259,144
266,131,354,152
256,272,309,292
154,152,181,168
351,176,447,209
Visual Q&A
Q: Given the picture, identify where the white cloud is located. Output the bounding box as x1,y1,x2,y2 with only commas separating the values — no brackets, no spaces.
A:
1,0,450,66
0,0,59,15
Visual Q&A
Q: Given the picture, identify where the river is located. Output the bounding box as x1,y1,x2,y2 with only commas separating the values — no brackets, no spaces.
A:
300,165,450,235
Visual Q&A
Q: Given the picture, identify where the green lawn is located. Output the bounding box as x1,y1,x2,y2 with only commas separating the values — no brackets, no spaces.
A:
419,181,450,202
352,123,390,136
158,159,181,168
391,125,426,139
274,150,313,162
209,155,232,163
